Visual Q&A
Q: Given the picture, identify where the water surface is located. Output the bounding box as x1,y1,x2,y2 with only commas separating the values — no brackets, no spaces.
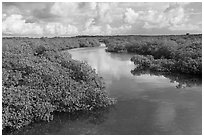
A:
11,46,202,135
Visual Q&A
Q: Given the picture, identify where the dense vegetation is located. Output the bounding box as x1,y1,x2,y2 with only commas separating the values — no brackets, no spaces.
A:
2,37,115,131
103,34,202,75
4,108,111,135
2,34,202,132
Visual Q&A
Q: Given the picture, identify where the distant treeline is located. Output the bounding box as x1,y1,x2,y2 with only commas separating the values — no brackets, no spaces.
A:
102,34,202,76
2,37,115,132
3,37,101,51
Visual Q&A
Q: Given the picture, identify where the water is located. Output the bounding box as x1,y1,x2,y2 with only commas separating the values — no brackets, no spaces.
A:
10,46,202,135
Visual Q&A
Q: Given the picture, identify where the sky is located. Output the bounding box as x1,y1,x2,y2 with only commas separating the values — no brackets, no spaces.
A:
2,2,202,37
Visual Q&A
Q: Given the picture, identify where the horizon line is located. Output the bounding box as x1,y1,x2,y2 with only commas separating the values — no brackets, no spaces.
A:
2,33,202,39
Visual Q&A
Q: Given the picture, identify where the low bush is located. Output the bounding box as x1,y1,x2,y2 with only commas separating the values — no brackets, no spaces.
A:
2,38,115,131
103,34,201,75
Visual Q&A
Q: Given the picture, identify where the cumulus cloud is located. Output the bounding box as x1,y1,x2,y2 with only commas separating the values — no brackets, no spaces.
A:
44,23,78,36
82,18,102,35
2,14,43,36
2,14,78,37
94,3,113,24
123,8,139,24
2,2,202,36
105,24,132,35
85,18,95,29
139,3,198,32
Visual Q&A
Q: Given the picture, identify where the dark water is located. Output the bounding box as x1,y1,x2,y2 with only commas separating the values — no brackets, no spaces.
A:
10,46,202,135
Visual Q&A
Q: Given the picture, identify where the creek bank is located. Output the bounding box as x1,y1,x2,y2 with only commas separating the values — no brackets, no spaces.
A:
2,37,115,133
103,34,202,76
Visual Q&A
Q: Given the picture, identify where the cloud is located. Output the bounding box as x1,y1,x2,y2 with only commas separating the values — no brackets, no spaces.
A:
123,8,139,24
50,3,78,17
83,25,102,35
2,13,7,20
2,14,78,36
2,14,43,36
166,4,186,25
141,3,196,31
32,3,58,21
2,2,202,36
121,3,201,33
2,4,21,16
105,24,132,35
44,23,78,36
94,3,113,24
85,18,95,28
142,10,165,25
168,23,200,31
81,18,102,35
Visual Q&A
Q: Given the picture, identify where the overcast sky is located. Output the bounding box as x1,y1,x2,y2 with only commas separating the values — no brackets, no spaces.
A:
2,2,202,37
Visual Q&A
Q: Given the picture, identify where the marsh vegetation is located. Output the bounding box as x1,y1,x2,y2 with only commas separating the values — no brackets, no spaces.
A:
2,34,202,134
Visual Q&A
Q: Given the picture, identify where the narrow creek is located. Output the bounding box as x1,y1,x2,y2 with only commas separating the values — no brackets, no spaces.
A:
11,44,202,135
